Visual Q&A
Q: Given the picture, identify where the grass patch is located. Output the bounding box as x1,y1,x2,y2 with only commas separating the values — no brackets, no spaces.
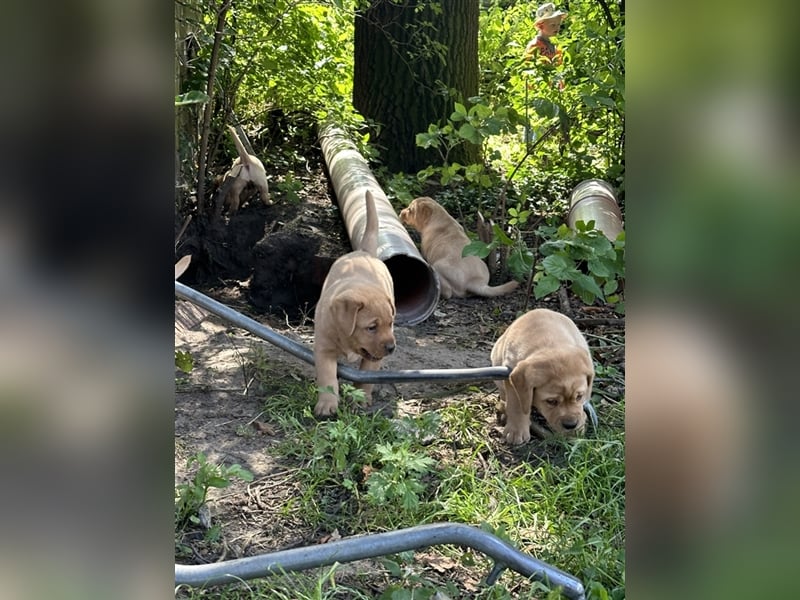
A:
177,343,625,599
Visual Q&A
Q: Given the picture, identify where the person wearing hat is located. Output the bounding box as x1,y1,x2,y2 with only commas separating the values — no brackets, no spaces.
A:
523,3,567,67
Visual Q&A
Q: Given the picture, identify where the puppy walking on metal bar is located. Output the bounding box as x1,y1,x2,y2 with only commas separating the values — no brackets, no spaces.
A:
313,191,397,417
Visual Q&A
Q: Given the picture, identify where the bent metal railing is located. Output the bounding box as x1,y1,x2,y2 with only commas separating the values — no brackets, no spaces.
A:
175,523,585,600
174,281,591,599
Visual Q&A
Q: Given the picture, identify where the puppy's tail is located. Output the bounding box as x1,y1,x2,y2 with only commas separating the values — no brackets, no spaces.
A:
467,279,520,297
360,190,379,256
227,125,254,166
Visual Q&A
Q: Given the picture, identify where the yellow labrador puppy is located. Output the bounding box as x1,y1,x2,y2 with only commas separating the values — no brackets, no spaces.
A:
313,191,396,417
399,197,519,299
491,308,594,444
219,125,271,214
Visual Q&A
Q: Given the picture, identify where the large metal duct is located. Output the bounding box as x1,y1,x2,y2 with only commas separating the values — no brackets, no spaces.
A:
318,125,439,326
566,179,624,241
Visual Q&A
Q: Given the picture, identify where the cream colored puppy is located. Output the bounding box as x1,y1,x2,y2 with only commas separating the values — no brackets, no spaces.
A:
491,308,594,444
313,191,396,417
399,197,518,299
219,125,271,214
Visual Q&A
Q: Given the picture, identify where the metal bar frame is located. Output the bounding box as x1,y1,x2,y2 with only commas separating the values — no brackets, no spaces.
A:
176,281,511,383
175,523,585,599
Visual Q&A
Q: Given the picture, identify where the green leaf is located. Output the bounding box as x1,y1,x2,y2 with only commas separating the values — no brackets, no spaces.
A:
603,278,619,295
469,103,492,119
508,250,533,279
453,102,467,117
381,559,404,578
532,98,556,118
175,350,193,373
581,94,599,109
588,581,610,600
457,123,481,144
572,273,604,303
542,254,579,280
587,257,612,278
415,132,439,149
534,275,561,299
491,223,514,246
205,476,230,489
227,464,254,482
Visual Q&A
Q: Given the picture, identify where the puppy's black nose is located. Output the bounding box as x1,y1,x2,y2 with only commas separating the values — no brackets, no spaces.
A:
385,343,396,355
562,419,578,430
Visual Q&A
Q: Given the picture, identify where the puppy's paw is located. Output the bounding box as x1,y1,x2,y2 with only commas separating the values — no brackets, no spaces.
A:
504,424,531,445
494,399,507,425
314,394,339,418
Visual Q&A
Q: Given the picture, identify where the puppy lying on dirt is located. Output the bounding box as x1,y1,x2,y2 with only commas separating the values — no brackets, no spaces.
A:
216,125,270,215
399,197,518,299
313,191,396,417
491,308,594,444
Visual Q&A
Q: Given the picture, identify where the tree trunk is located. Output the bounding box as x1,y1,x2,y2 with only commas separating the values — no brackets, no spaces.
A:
353,0,479,173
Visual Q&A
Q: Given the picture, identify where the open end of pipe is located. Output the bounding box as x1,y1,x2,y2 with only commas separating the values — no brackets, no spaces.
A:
383,254,440,326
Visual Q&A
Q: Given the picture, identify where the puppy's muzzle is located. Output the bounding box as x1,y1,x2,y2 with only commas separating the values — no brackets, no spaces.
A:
561,418,580,431
360,342,395,362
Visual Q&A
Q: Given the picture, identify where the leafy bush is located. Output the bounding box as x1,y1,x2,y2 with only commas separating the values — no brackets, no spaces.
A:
534,221,625,311
415,98,524,188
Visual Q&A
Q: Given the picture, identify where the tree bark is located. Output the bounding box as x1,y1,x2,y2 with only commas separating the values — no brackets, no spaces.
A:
353,0,479,173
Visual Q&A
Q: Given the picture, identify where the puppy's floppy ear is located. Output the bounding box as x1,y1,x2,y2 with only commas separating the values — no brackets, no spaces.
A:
333,290,364,336
579,351,595,391
509,355,556,398
417,200,434,224
508,357,535,400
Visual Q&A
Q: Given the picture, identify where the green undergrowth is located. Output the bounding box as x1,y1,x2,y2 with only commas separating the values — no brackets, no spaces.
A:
178,347,625,599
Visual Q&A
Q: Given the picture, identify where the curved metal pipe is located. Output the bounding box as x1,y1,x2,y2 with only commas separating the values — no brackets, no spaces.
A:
318,125,440,326
176,281,598,428
175,522,586,599
176,281,509,383
566,179,624,241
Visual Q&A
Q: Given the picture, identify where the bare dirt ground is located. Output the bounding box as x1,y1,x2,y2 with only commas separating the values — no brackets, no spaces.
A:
174,151,624,593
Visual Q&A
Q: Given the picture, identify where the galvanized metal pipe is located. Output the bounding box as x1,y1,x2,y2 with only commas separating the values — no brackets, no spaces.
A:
566,179,624,241
175,522,586,599
176,281,510,383
176,281,598,430
318,124,440,326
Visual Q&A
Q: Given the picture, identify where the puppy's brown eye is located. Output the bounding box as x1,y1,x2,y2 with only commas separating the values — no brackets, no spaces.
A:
546,398,558,406
367,324,378,333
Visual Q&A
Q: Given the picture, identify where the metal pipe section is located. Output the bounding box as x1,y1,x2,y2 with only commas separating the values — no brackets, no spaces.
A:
175,281,598,428
176,281,510,383
318,124,440,326
566,179,624,241
175,522,586,599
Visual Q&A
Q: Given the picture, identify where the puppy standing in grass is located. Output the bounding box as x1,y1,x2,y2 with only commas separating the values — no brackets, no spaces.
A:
399,197,519,299
491,308,594,444
217,125,271,215
313,191,396,417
